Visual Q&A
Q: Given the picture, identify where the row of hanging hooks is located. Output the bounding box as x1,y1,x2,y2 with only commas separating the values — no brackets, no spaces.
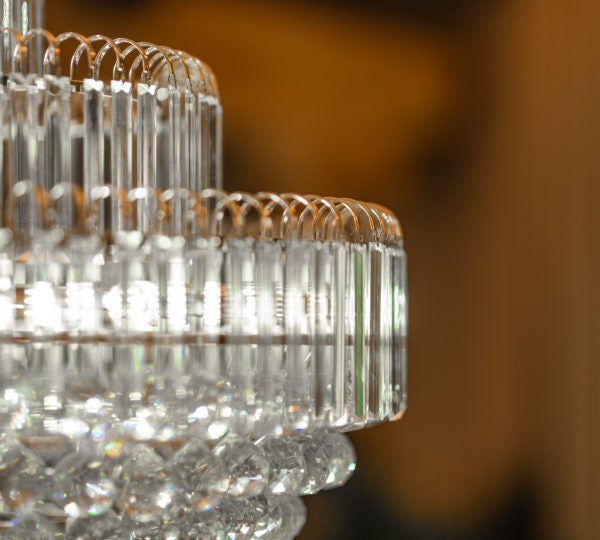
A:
0,26,219,96
5,181,402,245
0,27,402,244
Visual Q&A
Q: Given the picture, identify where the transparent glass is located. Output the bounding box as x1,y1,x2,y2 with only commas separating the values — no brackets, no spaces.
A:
0,16,406,538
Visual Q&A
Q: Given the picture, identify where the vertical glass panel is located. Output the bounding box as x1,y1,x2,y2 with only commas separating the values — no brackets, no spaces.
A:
391,245,408,420
83,78,104,205
224,237,256,435
180,88,195,191
313,241,334,426
255,239,284,435
110,80,132,230
284,239,315,431
366,242,382,424
168,85,181,189
352,243,368,427
136,83,157,191
45,76,71,191
331,241,348,427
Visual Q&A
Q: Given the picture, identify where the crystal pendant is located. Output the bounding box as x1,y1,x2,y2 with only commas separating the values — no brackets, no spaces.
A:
120,445,177,524
66,511,125,540
319,432,357,489
169,438,229,510
296,435,329,496
53,443,117,517
214,436,270,498
172,509,226,540
257,436,306,495
5,511,61,540
0,436,46,510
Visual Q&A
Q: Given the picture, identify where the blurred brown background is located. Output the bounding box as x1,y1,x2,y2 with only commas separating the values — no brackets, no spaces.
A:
49,0,600,538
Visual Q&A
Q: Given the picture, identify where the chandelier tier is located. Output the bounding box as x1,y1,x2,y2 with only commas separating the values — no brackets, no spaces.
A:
0,9,407,540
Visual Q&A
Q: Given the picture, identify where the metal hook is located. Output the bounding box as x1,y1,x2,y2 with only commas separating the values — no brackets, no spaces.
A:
326,197,362,240
71,34,119,82
371,203,403,241
163,47,191,86
0,27,25,73
197,59,220,99
147,45,191,90
229,191,271,238
176,50,208,95
92,36,125,81
255,191,297,239
47,31,93,78
113,38,149,83
21,28,55,73
305,194,343,242
361,202,386,242
199,188,241,237
342,198,376,242
134,42,175,86
281,193,322,240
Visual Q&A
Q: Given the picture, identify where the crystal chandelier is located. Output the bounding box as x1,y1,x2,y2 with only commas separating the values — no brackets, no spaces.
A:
0,2,407,538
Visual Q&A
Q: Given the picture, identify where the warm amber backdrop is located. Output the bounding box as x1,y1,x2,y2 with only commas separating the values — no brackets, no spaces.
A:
47,1,600,538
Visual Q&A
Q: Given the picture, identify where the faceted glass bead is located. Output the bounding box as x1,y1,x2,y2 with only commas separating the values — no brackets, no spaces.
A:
0,436,46,509
0,388,29,432
293,435,328,495
175,509,226,539
168,438,229,510
218,498,257,539
70,396,114,440
122,518,169,539
274,495,306,539
256,436,305,495
249,496,282,539
122,405,170,442
53,444,117,517
317,432,357,489
185,377,238,442
22,435,74,468
5,511,62,539
213,436,269,497
119,445,176,521
65,510,125,539
0,490,6,514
